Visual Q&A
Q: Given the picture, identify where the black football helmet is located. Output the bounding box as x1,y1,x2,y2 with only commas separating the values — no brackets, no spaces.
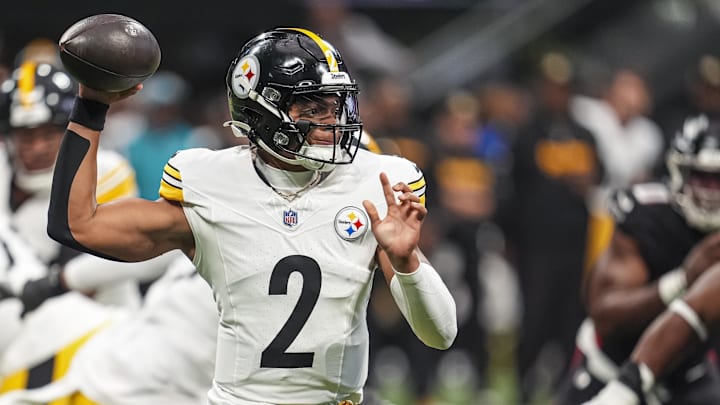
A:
0,61,76,132
224,28,362,171
0,62,76,193
667,115,720,230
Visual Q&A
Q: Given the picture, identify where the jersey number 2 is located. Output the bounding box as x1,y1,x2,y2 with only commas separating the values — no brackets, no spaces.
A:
261,255,321,368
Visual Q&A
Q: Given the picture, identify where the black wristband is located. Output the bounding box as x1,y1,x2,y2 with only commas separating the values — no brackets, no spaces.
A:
69,97,110,131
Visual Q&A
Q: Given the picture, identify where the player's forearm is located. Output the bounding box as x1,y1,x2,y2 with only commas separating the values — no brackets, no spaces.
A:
589,286,666,338
632,266,720,375
631,311,694,377
47,98,122,261
389,261,458,349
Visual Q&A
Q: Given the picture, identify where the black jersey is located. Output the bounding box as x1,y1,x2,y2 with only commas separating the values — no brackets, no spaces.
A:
610,183,704,280
603,182,709,377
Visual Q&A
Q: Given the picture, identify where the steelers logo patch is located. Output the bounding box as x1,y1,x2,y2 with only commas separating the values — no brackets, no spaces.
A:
334,206,368,241
230,55,259,99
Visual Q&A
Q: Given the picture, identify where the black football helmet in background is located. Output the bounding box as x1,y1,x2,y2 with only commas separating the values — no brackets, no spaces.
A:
224,27,362,171
0,62,76,193
0,62,76,132
667,115,720,230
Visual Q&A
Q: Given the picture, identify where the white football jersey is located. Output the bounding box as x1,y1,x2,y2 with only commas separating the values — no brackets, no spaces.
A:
68,256,217,405
159,147,426,405
0,144,138,265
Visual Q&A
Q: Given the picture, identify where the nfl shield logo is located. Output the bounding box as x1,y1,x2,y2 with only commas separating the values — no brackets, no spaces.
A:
283,209,298,227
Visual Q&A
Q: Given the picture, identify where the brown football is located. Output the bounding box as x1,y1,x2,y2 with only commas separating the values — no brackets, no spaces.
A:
59,14,161,92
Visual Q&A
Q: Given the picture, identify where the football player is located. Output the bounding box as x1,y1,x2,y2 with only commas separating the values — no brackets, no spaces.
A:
0,222,47,356
0,59,186,398
0,130,380,404
556,115,720,404
582,265,720,405
0,254,216,405
47,27,457,405
0,61,142,309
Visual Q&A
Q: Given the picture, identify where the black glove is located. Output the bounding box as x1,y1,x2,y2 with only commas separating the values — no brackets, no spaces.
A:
19,269,68,317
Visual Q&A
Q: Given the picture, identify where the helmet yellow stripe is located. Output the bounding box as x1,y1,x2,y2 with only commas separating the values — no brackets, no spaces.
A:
281,28,339,72
18,62,37,107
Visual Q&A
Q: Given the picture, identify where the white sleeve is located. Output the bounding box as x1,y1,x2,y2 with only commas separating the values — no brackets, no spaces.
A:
389,262,458,349
63,250,183,292
0,224,47,294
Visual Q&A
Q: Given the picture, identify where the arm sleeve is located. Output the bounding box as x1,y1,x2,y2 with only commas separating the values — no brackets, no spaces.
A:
389,262,458,349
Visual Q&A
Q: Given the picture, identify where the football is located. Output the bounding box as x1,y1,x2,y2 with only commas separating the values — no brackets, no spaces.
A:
59,14,161,92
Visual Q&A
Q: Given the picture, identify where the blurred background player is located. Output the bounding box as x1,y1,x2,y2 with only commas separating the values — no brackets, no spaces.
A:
499,50,603,402
0,223,48,357
0,57,142,308
556,114,720,404
0,46,181,397
585,260,720,405
0,254,216,405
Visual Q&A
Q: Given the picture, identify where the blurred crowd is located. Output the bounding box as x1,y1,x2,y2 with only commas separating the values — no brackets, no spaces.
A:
0,2,719,405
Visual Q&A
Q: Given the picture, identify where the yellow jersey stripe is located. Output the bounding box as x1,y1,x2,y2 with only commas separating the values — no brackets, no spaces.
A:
48,326,106,405
0,324,108,397
408,175,426,207
69,391,101,405
51,327,100,382
97,176,137,204
281,28,339,72
96,162,136,200
0,369,28,393
160,178,184,202
408,176,426,191
163,163,182,182
365,138,381,154
97,161,130,185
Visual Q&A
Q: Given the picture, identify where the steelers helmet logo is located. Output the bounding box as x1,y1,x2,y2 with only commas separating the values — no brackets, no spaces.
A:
334,206,368,241
231,55,259,99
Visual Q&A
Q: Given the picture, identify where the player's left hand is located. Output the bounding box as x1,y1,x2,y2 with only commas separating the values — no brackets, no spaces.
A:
363,172,426,272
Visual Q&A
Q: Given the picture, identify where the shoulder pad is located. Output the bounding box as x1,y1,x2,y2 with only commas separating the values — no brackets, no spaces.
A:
631,183,671,205
607,183,671,223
